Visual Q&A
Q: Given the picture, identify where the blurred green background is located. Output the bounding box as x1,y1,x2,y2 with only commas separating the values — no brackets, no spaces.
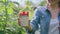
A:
0,0,46,34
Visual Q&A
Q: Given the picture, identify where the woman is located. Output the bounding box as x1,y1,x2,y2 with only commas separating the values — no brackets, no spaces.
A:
27,0,60,34
58,0,60,8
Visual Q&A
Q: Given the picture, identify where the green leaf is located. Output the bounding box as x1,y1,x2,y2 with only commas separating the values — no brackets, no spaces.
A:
7,7,13,15
8,2,15,8
0,31,5,34
2,0,8,3
0,3,5,13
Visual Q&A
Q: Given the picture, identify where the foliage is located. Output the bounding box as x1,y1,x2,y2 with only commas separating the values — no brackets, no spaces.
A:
39,0,47,6
0,0,27,34
0,0,47,34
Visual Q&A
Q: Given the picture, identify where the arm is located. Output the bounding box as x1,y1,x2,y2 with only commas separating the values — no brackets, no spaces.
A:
28,8,40,34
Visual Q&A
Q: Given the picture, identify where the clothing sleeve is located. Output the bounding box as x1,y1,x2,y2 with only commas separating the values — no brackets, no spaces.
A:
28,8,40,34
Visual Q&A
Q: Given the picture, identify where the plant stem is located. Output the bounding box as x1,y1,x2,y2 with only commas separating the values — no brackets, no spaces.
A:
4,0,8,34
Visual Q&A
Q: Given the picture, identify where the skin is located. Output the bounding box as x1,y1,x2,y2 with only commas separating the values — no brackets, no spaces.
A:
47,0,60,31
47,0,59,19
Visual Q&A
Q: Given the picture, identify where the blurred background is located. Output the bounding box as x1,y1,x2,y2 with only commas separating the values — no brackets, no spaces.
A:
0,0,47,34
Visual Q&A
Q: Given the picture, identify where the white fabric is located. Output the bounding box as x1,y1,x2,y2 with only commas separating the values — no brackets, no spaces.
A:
48,18,59,34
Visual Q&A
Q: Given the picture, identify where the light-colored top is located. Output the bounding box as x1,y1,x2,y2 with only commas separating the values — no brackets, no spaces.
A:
48,18,59,34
